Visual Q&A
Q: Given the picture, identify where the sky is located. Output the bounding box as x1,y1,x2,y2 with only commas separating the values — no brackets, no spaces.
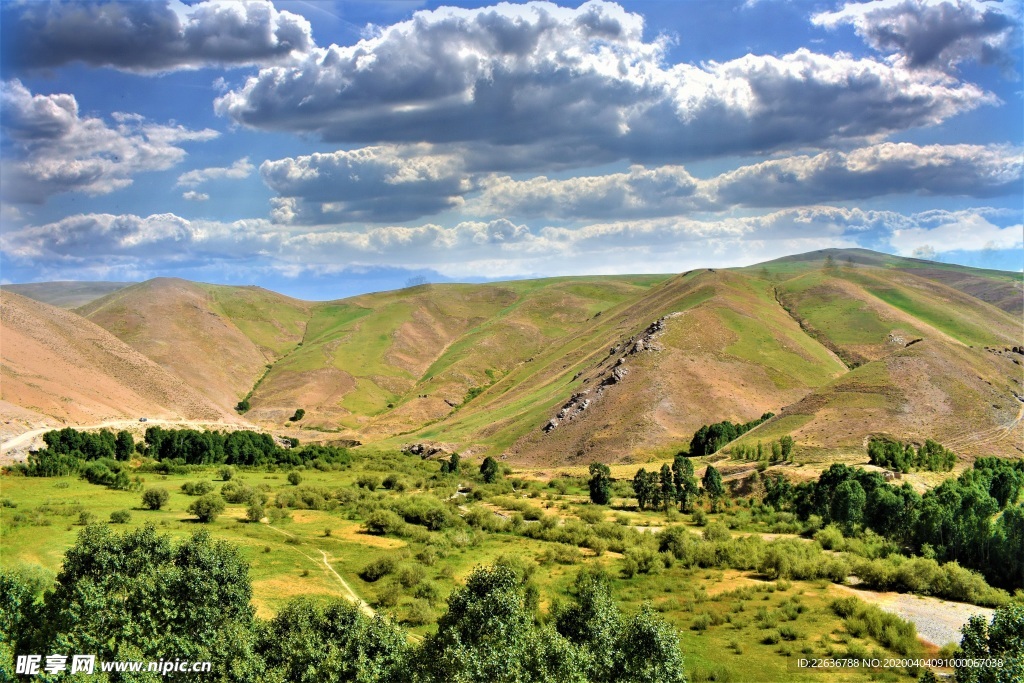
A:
0,0,1021,300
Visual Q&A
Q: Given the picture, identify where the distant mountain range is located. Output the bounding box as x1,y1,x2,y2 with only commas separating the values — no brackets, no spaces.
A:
3,249,1022,463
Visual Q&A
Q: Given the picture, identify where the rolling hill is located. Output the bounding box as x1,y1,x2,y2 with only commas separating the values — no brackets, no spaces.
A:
0,291,229,425
4,281,133,308
3,249,1020,464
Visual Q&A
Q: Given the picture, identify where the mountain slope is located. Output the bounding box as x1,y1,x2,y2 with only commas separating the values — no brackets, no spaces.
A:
4,281,133,309
0,291,228,424
77,279,311,413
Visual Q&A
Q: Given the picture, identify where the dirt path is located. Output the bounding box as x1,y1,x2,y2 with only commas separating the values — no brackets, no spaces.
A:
832,584,994,647
264,523,375,618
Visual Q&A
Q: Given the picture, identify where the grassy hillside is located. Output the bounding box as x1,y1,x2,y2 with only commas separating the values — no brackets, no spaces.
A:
78,279,311,413
19,248,1020,464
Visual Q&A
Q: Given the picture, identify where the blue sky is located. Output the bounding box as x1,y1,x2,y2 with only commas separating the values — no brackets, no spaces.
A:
1,0,1021,299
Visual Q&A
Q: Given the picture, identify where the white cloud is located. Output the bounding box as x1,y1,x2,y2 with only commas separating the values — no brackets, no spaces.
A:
4,0,314,73
0,80,219,204
215,1,994,168
813,0,1020,72
182,191,210,202
474,143,1022,219
888,211,1023,255
6,206,1005,279
260,145,471,223
176,157,254,187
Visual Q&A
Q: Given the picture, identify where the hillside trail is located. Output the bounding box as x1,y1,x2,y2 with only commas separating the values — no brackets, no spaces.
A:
941,396,1024,455
0,418,251,461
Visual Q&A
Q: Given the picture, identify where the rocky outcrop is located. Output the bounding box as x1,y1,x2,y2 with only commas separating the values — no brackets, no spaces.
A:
403,443,447,458
542,314,675,433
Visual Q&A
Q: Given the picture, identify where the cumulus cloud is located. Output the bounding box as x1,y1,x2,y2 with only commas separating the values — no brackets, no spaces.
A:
214,1,993,169
182,191,210,201
2,0,314,73
176,157,254,187
261,146,472,223
475,143,1022,218
7,205,1006,279
813,0,1020,72
888,210,1023,255
0,80,219,204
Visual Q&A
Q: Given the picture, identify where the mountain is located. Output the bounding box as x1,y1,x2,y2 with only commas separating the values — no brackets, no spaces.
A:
76,278,311,414
0,291,229,425
3,281,133,308
4,249,1020,464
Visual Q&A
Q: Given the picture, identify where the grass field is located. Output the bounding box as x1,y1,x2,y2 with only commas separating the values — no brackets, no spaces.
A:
1,446,955,683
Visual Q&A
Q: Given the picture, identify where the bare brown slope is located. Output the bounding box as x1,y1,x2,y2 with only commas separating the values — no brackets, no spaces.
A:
0,291,227,424
78,279,310,412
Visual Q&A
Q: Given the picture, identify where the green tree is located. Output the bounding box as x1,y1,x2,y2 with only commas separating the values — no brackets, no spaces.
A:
420,565,584,682
480,456,501,484
589,463,612,506
830,479,866,533
701,466,725,512
289,408,305,422
779,435,794,460
220,465,235,481
114,430,134,461
262,598,411,683
659,464,675,513
188,494,226,523
288,471,302,486
633,469,653,511
236,398,251,413
611,605,688,683
956,602,1024,683
671,455,698,513
141,487,169,510
42,525,262,681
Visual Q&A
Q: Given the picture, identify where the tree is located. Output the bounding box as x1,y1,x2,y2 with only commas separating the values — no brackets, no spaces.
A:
779,435,794,460
480,456,501,484
420,565,584,683
188,494,226,523
633,469,654,511
701,466,725,512
589,463,612,505
830,479,866,534
671,455,698,513
289,408,305,422
220,465,235,481
957,602,1024,683
440,452,461,475
263,598,411,683
554,570,621,680
287,471,302,486
611,605,688,683
235,398,251,413
40,525,262,682
141,487,169,510
659,464,675,512
115,430,134,461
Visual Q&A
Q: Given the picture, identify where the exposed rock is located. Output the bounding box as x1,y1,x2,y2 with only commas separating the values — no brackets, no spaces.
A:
403,443,446,458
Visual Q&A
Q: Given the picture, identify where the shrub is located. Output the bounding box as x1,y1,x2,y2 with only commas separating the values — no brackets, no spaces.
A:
360,557,397,582
187,494,225,523
692,509,708,526
287,471,302,486
109,510,131,524
703,522,731,542
181,480,214,496
246,503,265,523
691,612,711,631
77,511,96,525
364,509,407,536
219,466,234,481
141,487,169,510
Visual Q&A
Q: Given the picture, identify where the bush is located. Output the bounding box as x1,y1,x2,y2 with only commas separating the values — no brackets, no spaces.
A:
692,509,708,526
141,487,169,510
181,480,214,496
360,557,397,582
290,408,305,422
703,522,731,542
246,503,265,523
364,509,407,536
109,510,131,524
187,494,225,523
287,471,302,486
219,466,234,481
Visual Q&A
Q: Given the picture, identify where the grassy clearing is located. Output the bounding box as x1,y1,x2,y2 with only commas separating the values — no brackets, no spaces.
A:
2,446,945,682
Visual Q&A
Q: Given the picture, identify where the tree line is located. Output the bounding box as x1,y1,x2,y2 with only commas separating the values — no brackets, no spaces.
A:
0,525,687,683
867,436,956,472
688,412,774,456
12,428,351,480
765,459,1024,590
